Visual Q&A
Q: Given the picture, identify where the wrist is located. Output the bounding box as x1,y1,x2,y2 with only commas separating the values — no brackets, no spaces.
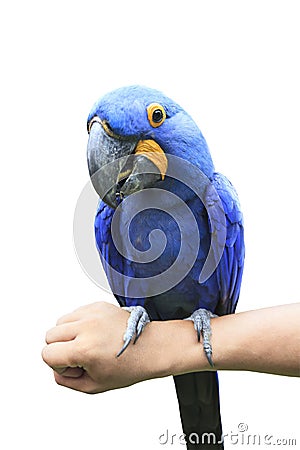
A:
143,320,213,379
138,321,176,380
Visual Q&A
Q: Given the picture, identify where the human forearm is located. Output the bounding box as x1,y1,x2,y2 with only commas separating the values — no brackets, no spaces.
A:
159,303,300,378
42,302,299,394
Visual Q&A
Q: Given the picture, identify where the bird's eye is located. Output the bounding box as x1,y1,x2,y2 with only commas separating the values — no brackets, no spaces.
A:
147,103,166,128
152,109,163,123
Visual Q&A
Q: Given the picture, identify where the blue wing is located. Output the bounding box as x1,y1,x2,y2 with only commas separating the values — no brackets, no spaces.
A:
94,199,142,307
94,200,123,303
212,172,245,315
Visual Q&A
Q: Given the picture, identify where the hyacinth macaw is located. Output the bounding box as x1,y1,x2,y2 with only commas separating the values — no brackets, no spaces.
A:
86,86,245,449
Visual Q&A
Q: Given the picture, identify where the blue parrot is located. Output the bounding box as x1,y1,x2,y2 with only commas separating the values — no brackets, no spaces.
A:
86,86,245,449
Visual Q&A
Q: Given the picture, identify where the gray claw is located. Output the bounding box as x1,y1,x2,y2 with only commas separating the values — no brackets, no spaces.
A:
117,306,150,357
185,308,217,367
116,337,131,357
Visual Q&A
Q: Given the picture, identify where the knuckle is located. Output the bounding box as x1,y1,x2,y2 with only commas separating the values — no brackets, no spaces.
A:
41,345,55,367
56,314,68,326
45,328,54,343
41,346,49,363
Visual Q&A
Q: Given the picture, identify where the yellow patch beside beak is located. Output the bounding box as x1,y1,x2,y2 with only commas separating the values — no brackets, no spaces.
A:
135,140,168,180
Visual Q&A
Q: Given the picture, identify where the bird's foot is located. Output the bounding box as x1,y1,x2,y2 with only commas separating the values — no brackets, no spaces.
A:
185,308,218,367
117,306,150,357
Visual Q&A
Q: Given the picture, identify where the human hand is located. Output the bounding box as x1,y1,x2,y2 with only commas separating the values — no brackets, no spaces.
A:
42,301,299,396
42,301,165,393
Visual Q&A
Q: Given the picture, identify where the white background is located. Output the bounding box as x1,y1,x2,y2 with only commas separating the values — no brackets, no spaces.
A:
1,1,299,449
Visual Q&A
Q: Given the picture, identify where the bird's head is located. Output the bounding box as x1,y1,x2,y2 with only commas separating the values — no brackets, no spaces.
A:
87,85,214,208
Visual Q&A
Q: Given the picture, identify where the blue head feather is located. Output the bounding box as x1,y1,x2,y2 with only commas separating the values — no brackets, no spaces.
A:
88,85,214,179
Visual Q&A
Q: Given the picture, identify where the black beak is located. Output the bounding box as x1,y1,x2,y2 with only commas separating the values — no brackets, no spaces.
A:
87,118,162,208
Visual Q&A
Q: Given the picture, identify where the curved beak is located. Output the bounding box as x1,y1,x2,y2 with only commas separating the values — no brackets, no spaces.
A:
87,118,168,208
87,120,137,208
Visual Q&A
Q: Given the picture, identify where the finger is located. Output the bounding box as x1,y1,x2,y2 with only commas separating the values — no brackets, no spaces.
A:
53,367,85,378
53,367,69,375
42,341,77,369
45,322,78,344
56,311,82,326
54,371,102,394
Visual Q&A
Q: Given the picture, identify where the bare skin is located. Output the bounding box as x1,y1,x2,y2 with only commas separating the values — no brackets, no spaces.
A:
42,302,300,394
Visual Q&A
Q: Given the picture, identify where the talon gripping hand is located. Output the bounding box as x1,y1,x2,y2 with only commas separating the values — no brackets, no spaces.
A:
86,86,245,449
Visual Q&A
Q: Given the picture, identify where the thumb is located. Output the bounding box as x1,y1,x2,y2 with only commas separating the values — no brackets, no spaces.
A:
53,366,85,377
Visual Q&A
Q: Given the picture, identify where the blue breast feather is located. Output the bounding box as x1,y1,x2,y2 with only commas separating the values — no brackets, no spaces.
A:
94,171,244,321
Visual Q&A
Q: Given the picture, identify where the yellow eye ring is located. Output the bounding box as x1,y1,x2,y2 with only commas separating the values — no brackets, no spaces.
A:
147,103,166,128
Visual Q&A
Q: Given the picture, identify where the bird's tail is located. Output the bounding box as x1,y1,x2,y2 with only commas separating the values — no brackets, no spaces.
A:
173,372,223,450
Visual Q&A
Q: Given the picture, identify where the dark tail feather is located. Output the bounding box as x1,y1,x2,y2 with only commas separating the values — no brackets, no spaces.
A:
173,372,223,449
